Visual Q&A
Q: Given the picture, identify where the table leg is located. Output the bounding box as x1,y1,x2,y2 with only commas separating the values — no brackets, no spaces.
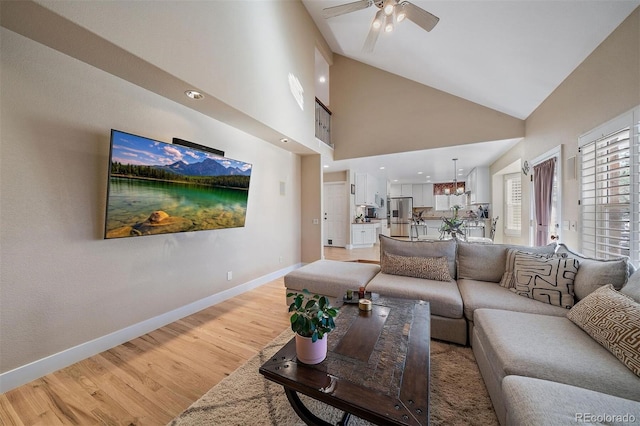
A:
284,387,350,426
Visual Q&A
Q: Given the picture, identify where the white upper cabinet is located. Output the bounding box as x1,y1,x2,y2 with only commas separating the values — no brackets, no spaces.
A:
435,193,466,211
466,167,491,205
355,173,379,206
423,183,434,207
412,184,424,207
390,184,413,198
409,184,434,207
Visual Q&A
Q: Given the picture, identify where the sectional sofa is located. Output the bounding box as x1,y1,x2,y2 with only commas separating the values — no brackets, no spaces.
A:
284,235,640,425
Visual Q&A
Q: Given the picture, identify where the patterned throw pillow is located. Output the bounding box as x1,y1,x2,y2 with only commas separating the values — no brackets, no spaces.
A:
499,249,563,288
381,252,452,282
509,252,579,308
568,285,640,377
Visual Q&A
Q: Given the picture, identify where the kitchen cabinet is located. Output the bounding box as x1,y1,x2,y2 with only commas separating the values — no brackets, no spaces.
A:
390,184,415,198
411,183,434,207
351,223,377,247
412,184,424,207
355,173,379,206
466,167,490,205
435,194,467,211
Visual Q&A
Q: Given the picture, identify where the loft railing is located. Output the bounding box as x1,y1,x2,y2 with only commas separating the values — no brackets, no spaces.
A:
315,97,332,147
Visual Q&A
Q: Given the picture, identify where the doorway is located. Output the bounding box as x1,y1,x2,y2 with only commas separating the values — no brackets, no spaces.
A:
529,146,562,245
323,182,347,247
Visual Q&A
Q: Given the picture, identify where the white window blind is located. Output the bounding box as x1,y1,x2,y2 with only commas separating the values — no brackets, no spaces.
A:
504,173,522,236
579,108,639,267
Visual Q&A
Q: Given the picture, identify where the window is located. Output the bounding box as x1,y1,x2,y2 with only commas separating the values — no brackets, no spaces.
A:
504,173,522,236
579,107,639,267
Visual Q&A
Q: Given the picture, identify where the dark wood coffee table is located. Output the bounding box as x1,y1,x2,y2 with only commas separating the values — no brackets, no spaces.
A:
259,296,430,425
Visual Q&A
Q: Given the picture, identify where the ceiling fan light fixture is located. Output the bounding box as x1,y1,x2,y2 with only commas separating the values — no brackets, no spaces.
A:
384,12,394,32
372,16,383,30
383,1,395,16
396,3,407,22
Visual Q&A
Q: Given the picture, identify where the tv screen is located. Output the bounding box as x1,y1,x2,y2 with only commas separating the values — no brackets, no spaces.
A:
104,130,252,239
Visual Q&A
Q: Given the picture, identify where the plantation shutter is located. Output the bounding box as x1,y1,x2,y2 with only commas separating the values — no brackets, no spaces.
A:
504,173,522,236
579,110,639,266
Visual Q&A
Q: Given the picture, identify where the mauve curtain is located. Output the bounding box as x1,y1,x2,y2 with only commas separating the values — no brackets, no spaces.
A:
534,158,556,246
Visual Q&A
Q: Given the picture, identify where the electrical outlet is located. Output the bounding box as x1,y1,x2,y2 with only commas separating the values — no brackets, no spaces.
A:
570,221,577,231
227,271,232,281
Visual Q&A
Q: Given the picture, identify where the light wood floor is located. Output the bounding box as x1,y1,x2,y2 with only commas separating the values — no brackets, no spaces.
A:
0,246,379,426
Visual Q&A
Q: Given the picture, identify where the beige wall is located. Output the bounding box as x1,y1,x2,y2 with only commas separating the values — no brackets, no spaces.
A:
330,54,525,160
0,29,301,376
301,155,323,262
51,0,329,148
492,8,640,248
324,171,348,182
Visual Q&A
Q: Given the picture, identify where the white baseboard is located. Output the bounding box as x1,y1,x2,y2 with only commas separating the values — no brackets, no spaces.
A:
0,263,303,394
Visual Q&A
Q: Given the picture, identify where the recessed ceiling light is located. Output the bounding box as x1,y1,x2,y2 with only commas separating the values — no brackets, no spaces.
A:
324,165,329,168
185,90,204,100
393,179,398,182
280,138,288,143
426,175,431,178
319,76,326,83
379,166,385,170
417,171,423,175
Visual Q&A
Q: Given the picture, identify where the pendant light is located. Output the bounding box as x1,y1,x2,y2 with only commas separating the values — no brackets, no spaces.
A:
445,158,464,196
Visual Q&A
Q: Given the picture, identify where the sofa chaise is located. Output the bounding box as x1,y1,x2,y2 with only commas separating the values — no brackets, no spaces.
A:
284,235,640,425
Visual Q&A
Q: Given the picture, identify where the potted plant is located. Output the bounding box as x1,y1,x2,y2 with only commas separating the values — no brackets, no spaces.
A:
287,289,339,364
440,204,465,240
355,213,364,223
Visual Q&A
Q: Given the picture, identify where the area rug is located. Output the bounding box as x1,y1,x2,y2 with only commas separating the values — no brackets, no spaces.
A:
169,330,497,426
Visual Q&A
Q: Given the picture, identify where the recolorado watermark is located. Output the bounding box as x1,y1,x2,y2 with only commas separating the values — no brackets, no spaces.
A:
576,413,637,423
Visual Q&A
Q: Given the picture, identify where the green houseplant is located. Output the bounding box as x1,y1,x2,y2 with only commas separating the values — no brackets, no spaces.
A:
440,204,465,240
287,289,339,364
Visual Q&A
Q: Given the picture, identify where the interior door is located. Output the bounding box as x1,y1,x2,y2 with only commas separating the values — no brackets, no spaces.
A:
323,183,347,247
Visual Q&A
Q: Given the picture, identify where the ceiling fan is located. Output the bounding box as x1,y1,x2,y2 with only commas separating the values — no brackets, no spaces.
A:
322,0,439,52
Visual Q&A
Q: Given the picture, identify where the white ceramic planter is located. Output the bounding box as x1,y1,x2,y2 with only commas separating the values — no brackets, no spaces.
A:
295,333,327,364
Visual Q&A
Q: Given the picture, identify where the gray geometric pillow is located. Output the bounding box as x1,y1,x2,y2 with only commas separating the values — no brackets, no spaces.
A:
509,252,579,308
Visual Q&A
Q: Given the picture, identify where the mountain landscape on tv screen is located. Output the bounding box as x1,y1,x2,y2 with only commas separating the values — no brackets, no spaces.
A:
105,130,252,239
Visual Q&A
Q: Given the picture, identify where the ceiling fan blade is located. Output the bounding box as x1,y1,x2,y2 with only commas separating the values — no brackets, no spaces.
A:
363,9,384,52
323,0,373,19
399,1,439,32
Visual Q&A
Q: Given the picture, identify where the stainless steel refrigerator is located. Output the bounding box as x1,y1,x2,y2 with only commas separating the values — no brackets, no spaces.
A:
390,197,413,237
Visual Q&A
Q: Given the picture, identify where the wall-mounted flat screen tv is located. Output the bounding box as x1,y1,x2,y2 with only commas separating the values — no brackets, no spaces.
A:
104,130,252,239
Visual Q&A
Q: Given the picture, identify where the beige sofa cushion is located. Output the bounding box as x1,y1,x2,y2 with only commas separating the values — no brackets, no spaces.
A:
284,260,380,297
381,252,452,281
556,243,631,300
457,279,569,322
379,235,457,279
568,285,640,377
503,376,640,426
473,309,640,402
365,272,463,319
622,272,640,302
457,241,557,283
